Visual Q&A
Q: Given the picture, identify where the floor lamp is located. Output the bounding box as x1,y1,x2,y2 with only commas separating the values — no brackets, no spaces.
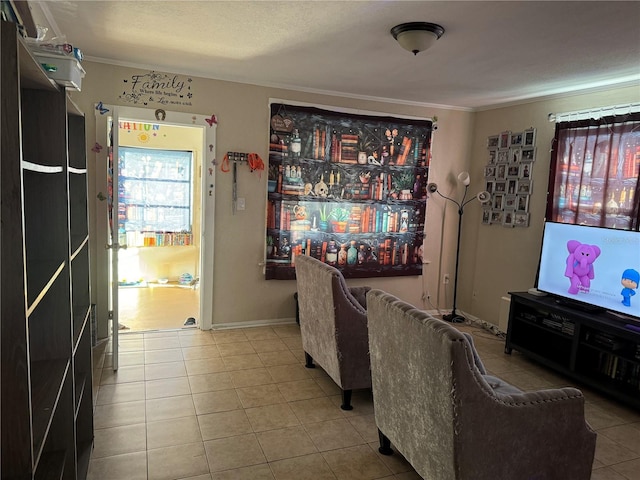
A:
427,172,491,323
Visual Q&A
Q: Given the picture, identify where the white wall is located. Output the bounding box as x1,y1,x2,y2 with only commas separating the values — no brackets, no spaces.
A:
73,61,474,336
71,59,638,337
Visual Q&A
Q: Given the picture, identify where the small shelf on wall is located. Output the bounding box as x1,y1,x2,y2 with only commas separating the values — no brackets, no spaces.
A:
123,231,195,247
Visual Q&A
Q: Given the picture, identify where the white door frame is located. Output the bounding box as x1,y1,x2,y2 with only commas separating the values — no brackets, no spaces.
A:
95,105,216,367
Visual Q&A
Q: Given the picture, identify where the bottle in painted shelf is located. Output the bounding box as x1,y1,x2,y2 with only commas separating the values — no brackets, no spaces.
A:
338,244,348,266
347,241,358,265
400,210,409,233
413,174,424,199
290,129,301,158
326,241,338,265
358,245,366,265
381,145,389,165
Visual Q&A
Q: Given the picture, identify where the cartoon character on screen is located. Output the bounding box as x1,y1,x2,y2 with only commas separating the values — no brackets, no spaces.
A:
620,269,639,307
565,240,601,294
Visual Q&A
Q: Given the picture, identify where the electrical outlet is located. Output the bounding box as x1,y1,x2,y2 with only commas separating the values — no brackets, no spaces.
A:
443,274,450,284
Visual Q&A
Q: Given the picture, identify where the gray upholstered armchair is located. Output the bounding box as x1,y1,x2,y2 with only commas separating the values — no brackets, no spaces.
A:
367,289,597,480
294,255,371,410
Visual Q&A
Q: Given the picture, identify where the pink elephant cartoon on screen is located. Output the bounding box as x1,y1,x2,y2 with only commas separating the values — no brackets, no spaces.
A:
565,240,601,294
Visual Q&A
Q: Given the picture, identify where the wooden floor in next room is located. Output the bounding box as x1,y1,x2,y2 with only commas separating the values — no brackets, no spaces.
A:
118,284,199,332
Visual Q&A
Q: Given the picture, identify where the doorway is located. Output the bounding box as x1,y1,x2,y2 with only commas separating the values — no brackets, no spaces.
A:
116,142,201,331
95,106,216,369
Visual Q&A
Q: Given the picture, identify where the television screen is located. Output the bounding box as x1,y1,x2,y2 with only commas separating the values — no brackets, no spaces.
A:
537,221,640,320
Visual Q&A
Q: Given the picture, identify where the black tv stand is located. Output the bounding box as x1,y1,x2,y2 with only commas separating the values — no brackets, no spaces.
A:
552,297,606,314
505,291,640,410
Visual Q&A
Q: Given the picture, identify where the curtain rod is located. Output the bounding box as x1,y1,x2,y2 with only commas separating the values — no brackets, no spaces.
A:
548,102,640,123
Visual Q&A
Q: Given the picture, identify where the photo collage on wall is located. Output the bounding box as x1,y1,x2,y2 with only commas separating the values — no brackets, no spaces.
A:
483,128,536,227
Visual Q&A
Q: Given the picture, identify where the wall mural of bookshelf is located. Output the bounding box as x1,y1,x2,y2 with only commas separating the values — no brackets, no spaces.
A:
265,103,433,280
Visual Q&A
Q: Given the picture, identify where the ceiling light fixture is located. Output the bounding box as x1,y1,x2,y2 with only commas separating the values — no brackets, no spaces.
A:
390,22,445,55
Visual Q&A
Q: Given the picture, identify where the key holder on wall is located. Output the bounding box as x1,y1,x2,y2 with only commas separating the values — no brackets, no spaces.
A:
224,152,246,214
222,151,264,214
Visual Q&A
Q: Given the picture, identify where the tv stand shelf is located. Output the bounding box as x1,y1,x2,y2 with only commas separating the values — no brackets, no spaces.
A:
505,292,640,410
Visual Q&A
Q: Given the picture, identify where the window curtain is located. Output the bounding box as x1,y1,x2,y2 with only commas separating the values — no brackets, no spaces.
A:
546,112,640,231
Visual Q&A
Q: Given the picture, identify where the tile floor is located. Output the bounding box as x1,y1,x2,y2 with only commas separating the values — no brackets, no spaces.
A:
88,321,640,480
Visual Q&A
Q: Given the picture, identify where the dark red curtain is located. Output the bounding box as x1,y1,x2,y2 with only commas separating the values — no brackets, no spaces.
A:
546,113,640,231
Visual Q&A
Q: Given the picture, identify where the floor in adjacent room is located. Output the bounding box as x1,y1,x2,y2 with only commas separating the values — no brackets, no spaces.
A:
117,284,199,332
88,321,640,480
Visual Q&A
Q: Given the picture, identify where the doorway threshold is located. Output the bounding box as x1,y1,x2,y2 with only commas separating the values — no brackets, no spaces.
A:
148,281,198,290
118,324,200,335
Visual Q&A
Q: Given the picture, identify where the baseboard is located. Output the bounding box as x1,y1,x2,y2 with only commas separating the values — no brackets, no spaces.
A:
211,317,297,330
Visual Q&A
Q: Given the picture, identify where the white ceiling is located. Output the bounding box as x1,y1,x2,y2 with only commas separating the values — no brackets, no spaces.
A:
29,1,640,110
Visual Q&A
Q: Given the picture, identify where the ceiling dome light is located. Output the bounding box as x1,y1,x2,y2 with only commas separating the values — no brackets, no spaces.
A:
390,22,445,55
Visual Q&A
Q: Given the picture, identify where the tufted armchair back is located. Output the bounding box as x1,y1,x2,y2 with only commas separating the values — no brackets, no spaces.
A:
367,289,596,480
294,255,371,410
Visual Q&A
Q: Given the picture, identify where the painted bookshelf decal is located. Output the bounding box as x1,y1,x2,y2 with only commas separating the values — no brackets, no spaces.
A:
265,103,433,280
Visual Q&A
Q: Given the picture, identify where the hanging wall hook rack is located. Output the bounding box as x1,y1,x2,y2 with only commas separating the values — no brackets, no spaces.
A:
227,151,248,163
221,151,248,173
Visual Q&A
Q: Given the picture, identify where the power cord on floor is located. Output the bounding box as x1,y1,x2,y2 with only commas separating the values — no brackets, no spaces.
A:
465,318,506,341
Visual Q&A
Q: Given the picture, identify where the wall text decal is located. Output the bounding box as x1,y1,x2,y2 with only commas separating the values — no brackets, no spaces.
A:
119,71,194,107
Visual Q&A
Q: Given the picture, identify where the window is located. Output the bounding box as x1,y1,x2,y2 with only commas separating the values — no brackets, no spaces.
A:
546,113,640,230
118,147,193,245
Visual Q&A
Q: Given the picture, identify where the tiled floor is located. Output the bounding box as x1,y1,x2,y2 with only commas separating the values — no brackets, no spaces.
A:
88,321,640,480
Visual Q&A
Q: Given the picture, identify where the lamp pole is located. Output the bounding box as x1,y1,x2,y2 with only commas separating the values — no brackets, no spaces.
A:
440,185,468,323
428,176,490,323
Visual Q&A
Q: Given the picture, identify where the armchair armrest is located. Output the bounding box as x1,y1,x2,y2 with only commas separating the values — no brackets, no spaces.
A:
333,280,371,391
462,332,486,375
457,386,596,480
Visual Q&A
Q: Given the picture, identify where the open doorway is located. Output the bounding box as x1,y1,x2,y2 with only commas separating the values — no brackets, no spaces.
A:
116,121,204,332
96,105,216,370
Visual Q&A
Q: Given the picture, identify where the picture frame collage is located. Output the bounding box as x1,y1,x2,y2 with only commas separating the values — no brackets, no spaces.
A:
483,128,536,227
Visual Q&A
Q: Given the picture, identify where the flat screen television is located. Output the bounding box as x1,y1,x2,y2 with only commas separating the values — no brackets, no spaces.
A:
537,221,640,320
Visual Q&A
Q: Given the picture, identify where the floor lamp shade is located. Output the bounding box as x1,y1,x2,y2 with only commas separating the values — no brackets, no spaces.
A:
457,172,470,186
477,191,491,203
